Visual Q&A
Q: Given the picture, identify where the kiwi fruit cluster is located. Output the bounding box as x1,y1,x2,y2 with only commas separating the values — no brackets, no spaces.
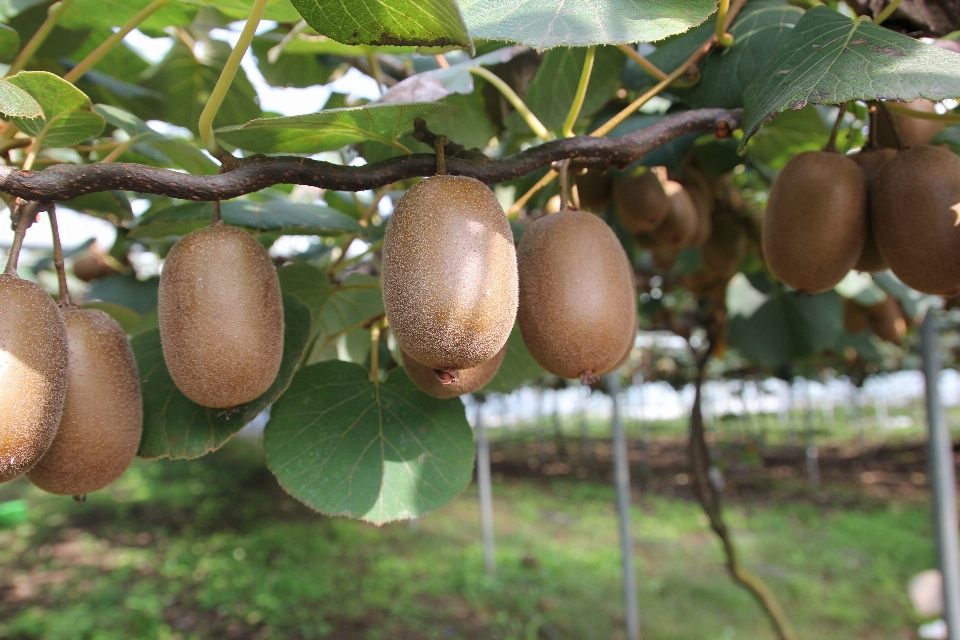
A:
843,295,907,344
383,175,518,393
764,135,960,296
158,224,285,408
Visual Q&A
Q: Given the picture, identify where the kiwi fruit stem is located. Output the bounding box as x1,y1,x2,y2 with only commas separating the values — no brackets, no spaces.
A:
211,200,223,225
823,102,848,153
47,206,75,307
4,201,34,275
876,102,905,150
434,135,448,175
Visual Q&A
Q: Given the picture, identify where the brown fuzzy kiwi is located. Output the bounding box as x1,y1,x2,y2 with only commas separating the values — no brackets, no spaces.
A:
871,145,960,295
865,296,906,344
27,309,142,495
0,274,68,483
158,225,284,408
652,181,700,248
382,175,518,377
612,168,671,234
850,148,897,273
72,250,118,282
517,210,636,382
842,297,870,334
401,344,506,399
877,100,945,148
682,271,730,303
680,168,714,247
762,151,868,293
576,169,612,211
598,315,637,376
701,211,747,279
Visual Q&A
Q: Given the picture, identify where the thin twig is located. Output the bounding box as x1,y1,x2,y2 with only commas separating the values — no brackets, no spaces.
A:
562,46,596,138
468,66,553,141
824,102,849,153
434,135,448,175
47,204,74,306
876,102,906,150
4,200,39,275
873,0,904,25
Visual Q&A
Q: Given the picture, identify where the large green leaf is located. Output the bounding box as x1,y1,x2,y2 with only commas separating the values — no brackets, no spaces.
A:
644,0,802,109
278,262,333,330
63,190,134,223
459,0,718,49
744,105,830,170
523,45,625,132
216,103,457,154
289,0,472,51
484,324,546,394
742,7,960,145
61,0,196,32
188,0,303,22
129,200,363,239
87,274,159,314
7,71,105,147
144,41,260,135
264,360,475,524
0,79,41,118
132,294,312,460
0,23,20,62
251,30,337,89
727,273,842,366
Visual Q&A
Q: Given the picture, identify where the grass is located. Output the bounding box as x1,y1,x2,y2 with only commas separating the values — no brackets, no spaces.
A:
0,435,937,640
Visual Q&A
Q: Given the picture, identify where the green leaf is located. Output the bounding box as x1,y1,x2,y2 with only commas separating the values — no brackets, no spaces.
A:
129,200,363,239
215,102,457,154
132,294,312,460
190,0,317,23
251,30,337,89
63,190,134,223
483,324,546,394
7,71,105,147
278,262,334,330
727,273,842,366
744,106,830,170
742,7,960,145
264,360,475,524
87,274,159,314
0,23,20,62
145,41,260,135
61,0,196,32
289,0,472,51
459,0,718,49
0,79,42,118
645,0,802,109
523,46,625,132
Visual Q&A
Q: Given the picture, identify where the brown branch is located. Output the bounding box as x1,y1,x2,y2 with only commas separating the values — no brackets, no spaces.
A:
688,358,797,640
0,108,741,202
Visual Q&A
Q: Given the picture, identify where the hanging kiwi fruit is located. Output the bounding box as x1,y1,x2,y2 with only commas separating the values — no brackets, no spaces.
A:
612,167,671,234
401,344,506,399
159,221,285,408
876,100,945,148
27,309,142,496
0,206,69,484
701,211,747,279
651,181,700,248
575,169,613,211
679,167,714,247
849,148,897,273
517,197,636,382
762,150,868,293
382,175,518,383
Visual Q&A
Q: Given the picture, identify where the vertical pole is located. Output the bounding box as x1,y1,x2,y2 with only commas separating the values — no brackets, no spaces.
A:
608,374,640,640
475,400,496,577
804,380,820,488
920,311,960,638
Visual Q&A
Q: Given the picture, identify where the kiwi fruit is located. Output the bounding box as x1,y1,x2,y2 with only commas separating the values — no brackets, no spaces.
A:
652,181,699,248
871,145,960,295
27,309,142,495
382,175,518,378
72,251,118,282
681,270,729,303
517,209,636,381
842,297,870,334
865,296,906,344
850,148,897,273
762,151,868,293
159,225,284,408
680,168,714,247
612,168,671,233
701,212,747,279
402,344,506,399
650,245,680,270
877,100,945,148
0,274,68,483
598,314,637,376
576,169,612,211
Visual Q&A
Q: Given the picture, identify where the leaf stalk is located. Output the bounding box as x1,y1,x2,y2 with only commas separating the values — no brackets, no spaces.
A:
561,46,595,138
468,66,552,141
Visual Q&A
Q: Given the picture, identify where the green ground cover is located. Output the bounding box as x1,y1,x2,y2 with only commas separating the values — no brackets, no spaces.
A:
0,436,936,640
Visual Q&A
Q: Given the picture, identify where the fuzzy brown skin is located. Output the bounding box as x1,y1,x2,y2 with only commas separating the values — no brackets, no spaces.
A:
762,151,868,293
158,225,284,408
27,309,142,495
612,169,671,234
872,145,960,295
851,148,897,273
575,169,612,211
517,210,637,380
842,297,870,334
0,275,68,483
680,168,714,247
382,176,518,371
652,181,700,248
877,100,945,148
401,345,506,399
866,296,906,344
701,211,747,279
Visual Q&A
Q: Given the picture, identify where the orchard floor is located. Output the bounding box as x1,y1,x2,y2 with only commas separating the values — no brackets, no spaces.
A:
0,435,939,640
